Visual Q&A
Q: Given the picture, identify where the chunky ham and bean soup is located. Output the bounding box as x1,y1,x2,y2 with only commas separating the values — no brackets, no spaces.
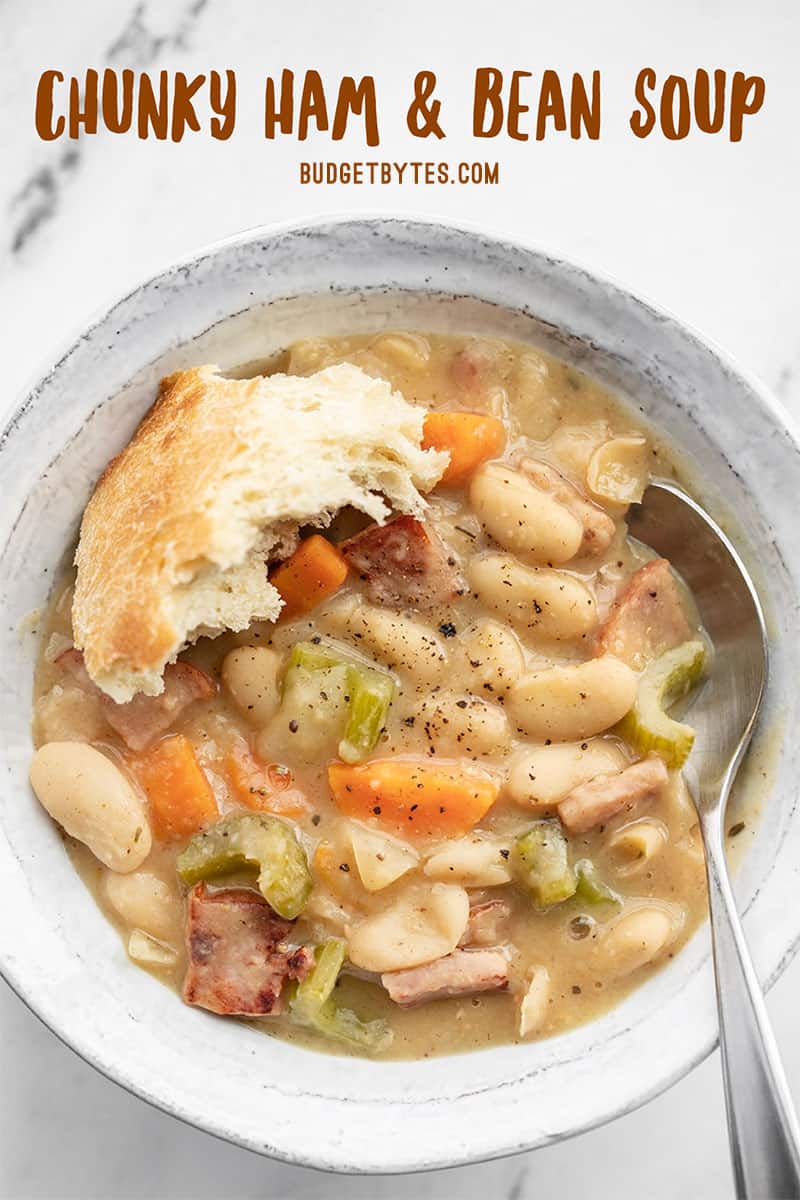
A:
31,332,711,1059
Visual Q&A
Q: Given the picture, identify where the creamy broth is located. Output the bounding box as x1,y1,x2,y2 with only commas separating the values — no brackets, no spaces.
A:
32,332,712,1060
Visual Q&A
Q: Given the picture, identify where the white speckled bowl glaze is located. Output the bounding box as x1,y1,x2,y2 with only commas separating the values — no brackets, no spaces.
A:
1,217,799,1174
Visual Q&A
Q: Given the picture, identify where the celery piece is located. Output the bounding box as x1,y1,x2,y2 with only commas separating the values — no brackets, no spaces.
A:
339,666,395,764
282,640,395,764
574,859,620,907
616,639,707,768
176,813,312,919
283,641,343,677
290,939,392,1051
513,820,577,908
292,938,346,1014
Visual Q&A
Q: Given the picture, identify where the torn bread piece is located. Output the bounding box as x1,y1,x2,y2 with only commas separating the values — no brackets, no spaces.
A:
73,363,448,702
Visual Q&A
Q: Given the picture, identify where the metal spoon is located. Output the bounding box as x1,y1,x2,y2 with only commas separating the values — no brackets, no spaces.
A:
628,480,800,1199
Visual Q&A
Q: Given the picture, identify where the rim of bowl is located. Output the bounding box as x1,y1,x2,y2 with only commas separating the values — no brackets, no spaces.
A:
1,214,798,1175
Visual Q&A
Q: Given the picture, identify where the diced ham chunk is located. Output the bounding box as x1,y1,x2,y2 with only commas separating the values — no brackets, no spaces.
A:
341,515,465,611
459,900,511,947
58,649,215,751
381,948,509,1007
558,753,669,834
594,558,692,669
183,883,312,1016
520,458,616,556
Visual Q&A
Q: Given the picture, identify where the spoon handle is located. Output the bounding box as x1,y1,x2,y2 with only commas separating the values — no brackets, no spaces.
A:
702,820,800,1199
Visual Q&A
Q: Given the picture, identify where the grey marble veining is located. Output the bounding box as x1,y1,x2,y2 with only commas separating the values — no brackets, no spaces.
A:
6,0,210,255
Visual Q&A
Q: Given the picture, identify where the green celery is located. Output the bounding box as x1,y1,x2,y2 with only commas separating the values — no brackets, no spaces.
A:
574,859,620,907
176,813,312,919
513,820,577,908
290,939,392,1051
282,640,395,763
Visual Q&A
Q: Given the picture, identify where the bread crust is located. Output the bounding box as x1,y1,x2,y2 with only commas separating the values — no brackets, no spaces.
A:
72,364,446,701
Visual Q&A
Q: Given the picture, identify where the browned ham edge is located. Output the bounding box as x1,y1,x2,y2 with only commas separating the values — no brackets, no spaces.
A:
381,948,509,1008
594,558,692,670
183,883,312,1016
519,458,616,557
58,648,215,751
341,515,465,611
558,753,669,834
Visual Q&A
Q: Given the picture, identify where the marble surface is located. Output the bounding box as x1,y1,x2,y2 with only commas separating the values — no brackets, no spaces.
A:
1,0,799,1196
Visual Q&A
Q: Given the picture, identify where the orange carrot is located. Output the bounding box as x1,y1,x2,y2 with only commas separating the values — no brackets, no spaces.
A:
133,735,218,842
271,535,349,622
328,758,499,837
226,742,309,818
422,412,506,486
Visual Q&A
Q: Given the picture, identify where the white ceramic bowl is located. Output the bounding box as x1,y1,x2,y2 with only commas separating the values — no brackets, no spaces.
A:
1,217,799,1174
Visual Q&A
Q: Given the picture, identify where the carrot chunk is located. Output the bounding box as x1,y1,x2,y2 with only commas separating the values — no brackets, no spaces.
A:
327,758,499,837
133,735,218,842
226,742,310,818
271,535,349,623
422,412,506,486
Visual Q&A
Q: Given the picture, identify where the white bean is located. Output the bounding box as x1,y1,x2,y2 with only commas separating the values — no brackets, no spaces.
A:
103,868,181,942
222,645,281,726
469,463,583,563
455,620,525,697
505,738,628,808
347,883,469,973
371,332,430,371
468,554,597,641
424,836,513,887
508,655,638,742
340,603,448,684
600,907,675,978
30,742,151,872
411,690,511,758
